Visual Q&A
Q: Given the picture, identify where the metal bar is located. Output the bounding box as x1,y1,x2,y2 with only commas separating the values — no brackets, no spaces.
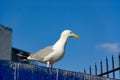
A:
112,55,115,79
106,56,109,78
89,66,92,75
118,53,120,78
98,67,120,76
100,61,103,76
84,69,86,74
95,63,97,75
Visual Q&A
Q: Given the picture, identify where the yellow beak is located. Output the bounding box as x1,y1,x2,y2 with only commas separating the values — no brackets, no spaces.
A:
72,33,80,38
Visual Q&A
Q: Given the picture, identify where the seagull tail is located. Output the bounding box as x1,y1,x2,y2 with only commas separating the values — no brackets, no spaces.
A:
16,53,30,61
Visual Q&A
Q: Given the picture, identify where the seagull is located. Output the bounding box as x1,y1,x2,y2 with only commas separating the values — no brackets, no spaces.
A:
19,30,79,67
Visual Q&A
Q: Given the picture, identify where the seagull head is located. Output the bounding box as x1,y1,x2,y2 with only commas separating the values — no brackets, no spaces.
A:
61,30,80,38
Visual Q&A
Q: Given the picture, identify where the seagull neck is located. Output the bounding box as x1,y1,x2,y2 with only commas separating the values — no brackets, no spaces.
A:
53,35,68,49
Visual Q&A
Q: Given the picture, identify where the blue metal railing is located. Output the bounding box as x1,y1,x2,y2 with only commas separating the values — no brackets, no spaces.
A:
0,60,114,80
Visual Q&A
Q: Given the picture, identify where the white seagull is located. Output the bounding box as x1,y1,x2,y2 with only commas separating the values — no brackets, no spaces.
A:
27,30,79,67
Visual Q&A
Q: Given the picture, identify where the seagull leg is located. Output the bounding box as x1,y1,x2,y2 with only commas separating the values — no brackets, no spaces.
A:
51,65,53,68
47,62,50,67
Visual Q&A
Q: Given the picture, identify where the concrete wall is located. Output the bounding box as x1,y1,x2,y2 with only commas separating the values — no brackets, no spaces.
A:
0,60,114,80
0,25,12,60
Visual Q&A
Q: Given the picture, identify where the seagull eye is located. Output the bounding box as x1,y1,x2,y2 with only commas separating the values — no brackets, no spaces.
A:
70,32,72,34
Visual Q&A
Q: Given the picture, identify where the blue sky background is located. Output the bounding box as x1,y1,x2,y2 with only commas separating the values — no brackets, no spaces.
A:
1,0,120,77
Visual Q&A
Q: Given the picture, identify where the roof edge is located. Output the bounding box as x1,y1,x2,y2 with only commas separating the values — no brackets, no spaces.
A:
0,24,12,31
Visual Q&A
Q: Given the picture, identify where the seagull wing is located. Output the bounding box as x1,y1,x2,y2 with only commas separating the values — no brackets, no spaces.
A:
29,46,54,61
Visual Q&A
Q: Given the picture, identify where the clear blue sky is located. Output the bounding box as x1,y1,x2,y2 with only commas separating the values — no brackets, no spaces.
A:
1,0,120,75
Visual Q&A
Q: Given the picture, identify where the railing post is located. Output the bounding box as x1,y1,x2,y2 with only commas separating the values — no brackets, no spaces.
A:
112,55,115,79
100,61,103,76
84,69,86,74
119,54,120,78
95,63,97,75
106,56,109,78
89,65,92,75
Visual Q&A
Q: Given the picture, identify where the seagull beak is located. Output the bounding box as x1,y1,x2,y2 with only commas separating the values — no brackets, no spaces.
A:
72,33,80,38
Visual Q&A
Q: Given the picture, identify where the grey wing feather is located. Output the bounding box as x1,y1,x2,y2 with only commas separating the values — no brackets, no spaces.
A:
30,46,54,61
